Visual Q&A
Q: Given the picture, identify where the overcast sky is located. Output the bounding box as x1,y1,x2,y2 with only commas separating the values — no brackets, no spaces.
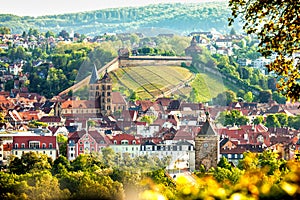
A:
0,0,225,17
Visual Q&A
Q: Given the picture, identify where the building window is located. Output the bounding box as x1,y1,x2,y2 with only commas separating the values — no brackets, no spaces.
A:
43,151,45,154
71,153,74,157
107,86,111,90
107,98,111,102
21,143,25,149
80,147,83,151
107,92,111,96
107,106,111,110
50,151,52,155
121,140,128,145
49,143,53,149
15,151,18,155
15,144,18,149
132,140,136,145
42,143,46,149
102,92,105,97
29,141,40,149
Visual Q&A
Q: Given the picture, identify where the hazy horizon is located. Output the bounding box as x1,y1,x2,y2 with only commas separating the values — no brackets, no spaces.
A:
0,0,226,17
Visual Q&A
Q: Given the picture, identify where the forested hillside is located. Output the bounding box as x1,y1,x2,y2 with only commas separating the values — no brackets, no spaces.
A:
0,2,240,36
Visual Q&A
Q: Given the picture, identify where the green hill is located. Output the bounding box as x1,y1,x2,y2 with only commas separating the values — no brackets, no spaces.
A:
0,2,241,36
111,66,240,102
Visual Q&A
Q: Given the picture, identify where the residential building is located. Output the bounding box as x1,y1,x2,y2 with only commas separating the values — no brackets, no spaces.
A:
12,135,57,160
109,133,140,158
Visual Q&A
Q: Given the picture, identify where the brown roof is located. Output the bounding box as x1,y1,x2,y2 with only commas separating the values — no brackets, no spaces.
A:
112,92,126,105
39,116,62,123
156,97,172,107
61,100,100,109
173,127,194,141
136,100,154,112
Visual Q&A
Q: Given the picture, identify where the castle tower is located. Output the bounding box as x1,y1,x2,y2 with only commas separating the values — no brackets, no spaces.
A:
185,36,202,56
89,64,101,101
99,69,112,115
194,112,219,170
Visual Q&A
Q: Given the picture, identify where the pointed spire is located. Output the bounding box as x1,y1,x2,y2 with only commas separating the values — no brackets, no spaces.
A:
89,64,99,84
101,68,111,82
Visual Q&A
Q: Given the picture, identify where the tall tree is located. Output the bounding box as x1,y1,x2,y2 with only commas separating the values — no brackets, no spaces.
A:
243,91,253,103
265,114,280,128
229,0,300,101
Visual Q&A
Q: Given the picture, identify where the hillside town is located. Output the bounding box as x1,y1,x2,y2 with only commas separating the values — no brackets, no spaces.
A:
0,30,300,173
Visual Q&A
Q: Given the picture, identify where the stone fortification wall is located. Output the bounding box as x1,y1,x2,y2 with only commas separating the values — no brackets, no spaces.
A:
119,56,192,67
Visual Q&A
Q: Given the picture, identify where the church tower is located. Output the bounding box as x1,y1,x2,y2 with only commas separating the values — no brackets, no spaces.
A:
99,69,112,115
194,112,219,170
88,65,112,115
89,64,101,101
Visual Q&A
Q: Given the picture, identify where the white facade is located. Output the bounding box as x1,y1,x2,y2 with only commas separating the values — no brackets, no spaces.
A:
140,140,195,171
109,144,140,158
136,124,160,138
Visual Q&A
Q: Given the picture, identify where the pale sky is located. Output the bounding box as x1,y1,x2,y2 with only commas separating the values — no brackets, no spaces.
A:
0,0,225,17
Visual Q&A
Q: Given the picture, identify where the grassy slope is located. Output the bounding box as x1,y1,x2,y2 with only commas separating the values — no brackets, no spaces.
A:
111,66,240,101
190,73,240,102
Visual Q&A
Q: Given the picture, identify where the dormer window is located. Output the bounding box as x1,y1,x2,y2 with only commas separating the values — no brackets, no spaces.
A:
132,140,136,145
121,140,128,145
114,140,117,144
29,141,39,149
257,135,264,143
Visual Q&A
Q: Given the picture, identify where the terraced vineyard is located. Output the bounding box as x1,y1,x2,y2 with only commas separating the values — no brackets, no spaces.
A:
111,65,240,101
111,66,194,99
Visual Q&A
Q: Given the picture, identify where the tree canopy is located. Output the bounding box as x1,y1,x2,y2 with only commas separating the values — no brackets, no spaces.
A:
229,0,300,101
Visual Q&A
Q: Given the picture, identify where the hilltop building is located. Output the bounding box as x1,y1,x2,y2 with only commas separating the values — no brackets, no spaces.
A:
185,36,202,56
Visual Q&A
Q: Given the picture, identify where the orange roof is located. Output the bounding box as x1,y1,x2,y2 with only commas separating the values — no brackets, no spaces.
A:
18,111,41,121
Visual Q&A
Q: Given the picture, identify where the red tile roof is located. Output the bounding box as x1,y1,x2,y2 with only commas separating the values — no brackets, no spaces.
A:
110,134,140,145
13,136,57,149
